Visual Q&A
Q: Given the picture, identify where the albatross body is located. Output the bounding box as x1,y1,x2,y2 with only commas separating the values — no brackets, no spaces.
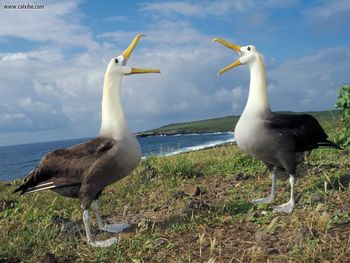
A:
213,38,340,213
14,34,160,247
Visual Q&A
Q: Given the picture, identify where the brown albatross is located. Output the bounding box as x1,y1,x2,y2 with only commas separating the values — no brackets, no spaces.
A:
14,34,160,247
213,38,340,213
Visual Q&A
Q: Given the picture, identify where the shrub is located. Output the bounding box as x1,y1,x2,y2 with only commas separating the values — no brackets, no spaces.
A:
335,84,350,147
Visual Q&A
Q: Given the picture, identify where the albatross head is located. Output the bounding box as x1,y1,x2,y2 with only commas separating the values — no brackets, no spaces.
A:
213,38,260,75
105,34,160,81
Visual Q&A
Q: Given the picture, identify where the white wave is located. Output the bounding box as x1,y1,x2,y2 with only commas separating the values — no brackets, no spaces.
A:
163,137,235,157
159,131,234,137
141,132,235,159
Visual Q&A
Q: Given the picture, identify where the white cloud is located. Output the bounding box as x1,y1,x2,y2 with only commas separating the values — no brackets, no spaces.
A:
302,0,350,32
0,0,346,145
267,46,350,111
303,0,350,18
0,0,98,49
1,53,28,61
140,0,298,18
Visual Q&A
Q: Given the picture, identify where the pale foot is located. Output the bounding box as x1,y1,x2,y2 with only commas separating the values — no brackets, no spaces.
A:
273,201,294,213
100,223,132,233
89,237,118,247
251,196,274,205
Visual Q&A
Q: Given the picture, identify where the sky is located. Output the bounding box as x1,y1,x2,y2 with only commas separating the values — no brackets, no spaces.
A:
0,0,349,146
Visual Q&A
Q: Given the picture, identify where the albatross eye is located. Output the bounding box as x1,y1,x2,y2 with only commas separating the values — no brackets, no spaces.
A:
247,46,251,51
115,58,118,64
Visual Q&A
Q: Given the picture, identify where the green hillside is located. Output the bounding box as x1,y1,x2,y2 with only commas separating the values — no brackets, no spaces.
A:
138,110,340,136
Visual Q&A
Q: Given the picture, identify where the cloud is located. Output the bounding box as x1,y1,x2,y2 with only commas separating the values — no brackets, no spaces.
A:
267,46,350,111
1,52,28,61
214,86,247,111
0,47,107,134
0,0,98,49
0,0,347,146
302,0,350,32
303,0,350,18
140,0,298,18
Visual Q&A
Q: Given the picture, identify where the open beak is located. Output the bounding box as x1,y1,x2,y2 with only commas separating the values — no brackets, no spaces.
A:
122,34,161,75
213,38,242,75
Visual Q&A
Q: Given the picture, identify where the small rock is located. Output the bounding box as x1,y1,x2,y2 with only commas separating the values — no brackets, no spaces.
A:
337,174,350,190
182,199,210,215
328,190,338,198
270,235,278,242
233,173,249,181
51,215,70,225
140,165,157,181
300,226,317,239
61,221,83,241
41,253,57,263
255,231,267,243
266,247,278,254
300,226,309,237
171,190,188,199
252,211,260,218
311,192,324,204
192,186,201,196
342,149,349,155
154,238,167,247
312,167,321,174
0,199,17,212
51,217,84,241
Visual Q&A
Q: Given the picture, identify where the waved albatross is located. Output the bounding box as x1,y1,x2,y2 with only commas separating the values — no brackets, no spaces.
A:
14,34,160,247
213,38,340,213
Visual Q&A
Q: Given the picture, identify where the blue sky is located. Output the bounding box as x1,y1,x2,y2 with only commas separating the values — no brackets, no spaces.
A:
0,0,349,146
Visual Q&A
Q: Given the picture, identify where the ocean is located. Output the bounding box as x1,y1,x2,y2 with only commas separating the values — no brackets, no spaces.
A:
0,132,234,181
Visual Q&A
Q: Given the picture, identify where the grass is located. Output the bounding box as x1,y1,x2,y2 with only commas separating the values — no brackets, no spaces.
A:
1,117,349,262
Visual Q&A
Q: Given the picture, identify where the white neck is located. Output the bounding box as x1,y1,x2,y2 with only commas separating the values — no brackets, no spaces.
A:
242,55,271,116
99,73,129,139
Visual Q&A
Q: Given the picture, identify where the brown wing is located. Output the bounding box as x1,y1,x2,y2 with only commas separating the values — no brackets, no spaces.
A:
13,137,117,195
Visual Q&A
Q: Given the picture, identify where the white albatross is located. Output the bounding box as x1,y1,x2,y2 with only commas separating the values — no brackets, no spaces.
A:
14,34,160,247
213,38,340,213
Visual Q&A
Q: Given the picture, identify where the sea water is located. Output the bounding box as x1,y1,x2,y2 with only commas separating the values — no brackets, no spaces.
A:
0,132,234,181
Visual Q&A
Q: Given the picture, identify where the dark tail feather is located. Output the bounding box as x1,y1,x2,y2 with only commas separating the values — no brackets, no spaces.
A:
13,185,25,194
13,169,36,195
318,140,342,150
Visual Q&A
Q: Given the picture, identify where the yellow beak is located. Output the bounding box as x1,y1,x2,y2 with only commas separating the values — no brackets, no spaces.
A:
122,34,161,75
213,38,241,53
213,38,242,75
122,34,145,61
218,59,241,75
127,68,161,75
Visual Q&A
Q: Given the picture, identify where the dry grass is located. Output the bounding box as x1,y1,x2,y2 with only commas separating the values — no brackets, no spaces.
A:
0,130,349,262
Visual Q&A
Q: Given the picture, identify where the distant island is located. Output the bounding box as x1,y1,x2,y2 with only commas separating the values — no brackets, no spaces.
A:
136,110,339,137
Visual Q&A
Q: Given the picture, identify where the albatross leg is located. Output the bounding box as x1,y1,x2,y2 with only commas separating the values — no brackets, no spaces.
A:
91,200,132,234
251,170,276,204
273,174,295,213
82,209,118,247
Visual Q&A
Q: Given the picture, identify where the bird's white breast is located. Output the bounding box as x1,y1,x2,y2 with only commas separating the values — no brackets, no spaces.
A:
117,132,142,170
235,114,266,155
